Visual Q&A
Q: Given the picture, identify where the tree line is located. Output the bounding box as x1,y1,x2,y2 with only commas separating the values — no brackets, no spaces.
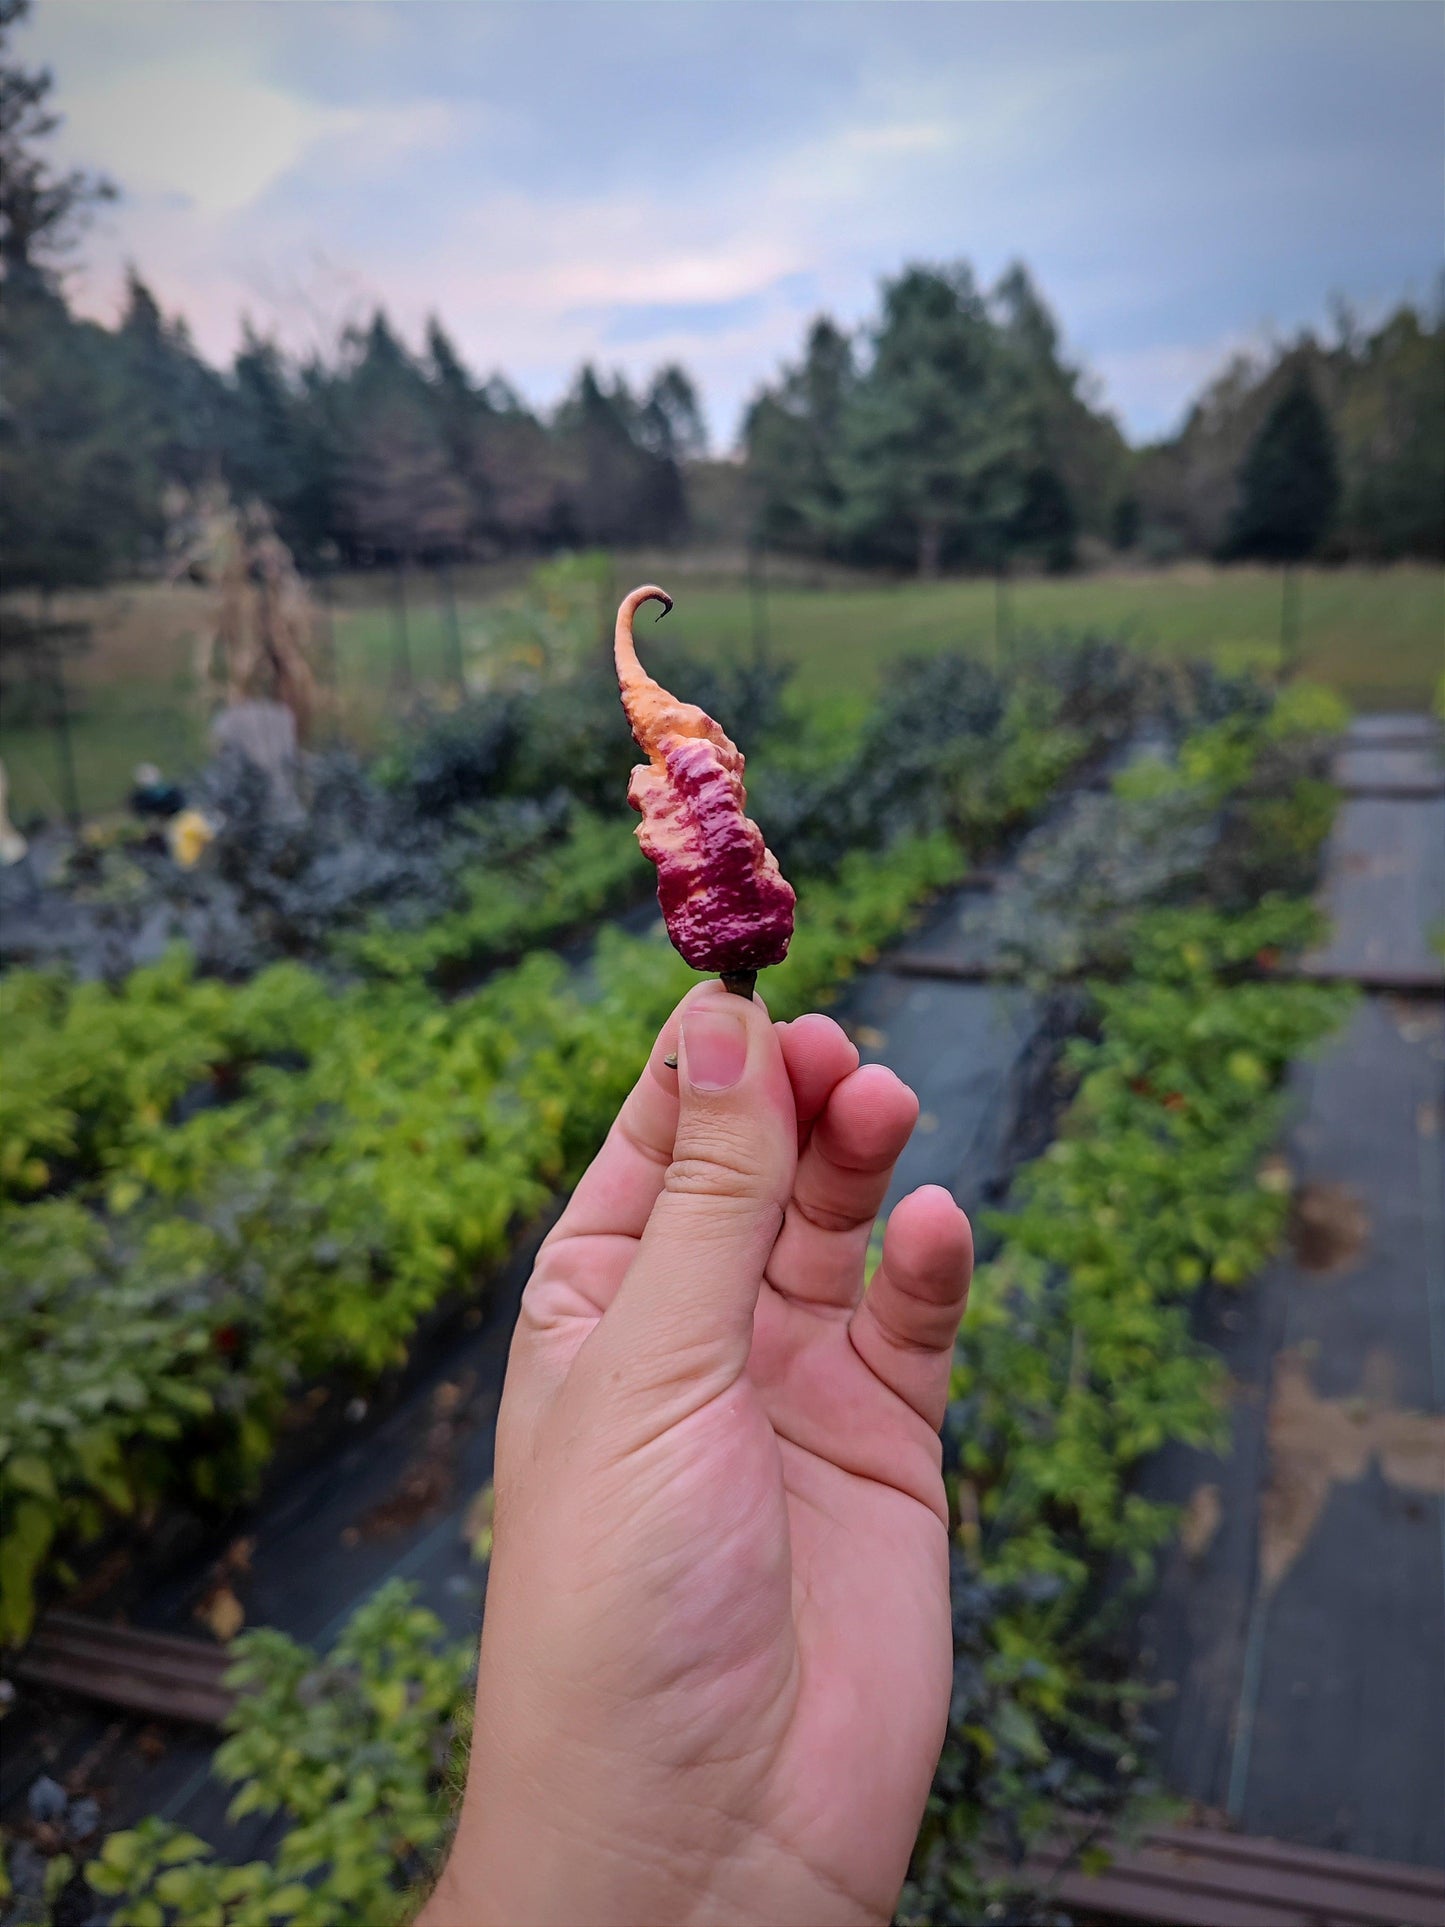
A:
1,0,1441,616
1132,306,1445,564
743,262,1129,576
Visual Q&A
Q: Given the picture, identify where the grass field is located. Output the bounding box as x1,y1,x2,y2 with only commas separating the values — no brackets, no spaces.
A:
659,561,1444,706
2,561,1439,821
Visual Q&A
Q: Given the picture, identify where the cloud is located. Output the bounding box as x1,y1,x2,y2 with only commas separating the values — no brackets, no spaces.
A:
61,61,348,219
23,1,1444,448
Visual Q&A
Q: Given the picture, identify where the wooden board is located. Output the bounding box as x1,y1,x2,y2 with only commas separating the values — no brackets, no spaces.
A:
13,1612,234,1727
1024,1823,1445,1927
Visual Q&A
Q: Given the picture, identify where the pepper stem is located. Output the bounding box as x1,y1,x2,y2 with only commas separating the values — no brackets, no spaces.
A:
720,970,757,1000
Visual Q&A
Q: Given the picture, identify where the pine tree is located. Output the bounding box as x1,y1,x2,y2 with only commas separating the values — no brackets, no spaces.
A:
0,0,113,289
841,265,1029,575
338,313,469,563
1227,373,1340,561
744,319,855,552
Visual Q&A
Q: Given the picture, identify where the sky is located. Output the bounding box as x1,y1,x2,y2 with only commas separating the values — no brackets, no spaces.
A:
23,0,1445,449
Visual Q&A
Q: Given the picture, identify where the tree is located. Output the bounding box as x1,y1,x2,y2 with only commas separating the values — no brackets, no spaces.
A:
0,0,114,290
554,365,688,547
1135,306,1441,564
224,325,308,545
744,319,855,553
337,313,470,563
841,265,1030,575
1227,372,1340,561
1335,303,1445,560
117,268,226,492
1227,371,1341,672
638,365,708,464
992,262,1126,559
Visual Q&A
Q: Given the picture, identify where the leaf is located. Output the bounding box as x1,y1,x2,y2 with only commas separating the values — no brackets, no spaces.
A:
370,1676,407,1724
5,1454,56,1500
462,1481,495,1563
0,1500,56,1645
157,1831,211,1864
98,1830,143,1878
44,1852,75,1901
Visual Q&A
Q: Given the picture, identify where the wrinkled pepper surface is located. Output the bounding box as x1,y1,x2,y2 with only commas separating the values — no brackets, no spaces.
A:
615,584,795,977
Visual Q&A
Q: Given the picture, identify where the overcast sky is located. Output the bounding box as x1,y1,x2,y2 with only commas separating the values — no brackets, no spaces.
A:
25,0,1445,448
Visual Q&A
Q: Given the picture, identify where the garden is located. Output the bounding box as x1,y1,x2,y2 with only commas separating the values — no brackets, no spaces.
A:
5,4,1443,1916
0,560,1366,1921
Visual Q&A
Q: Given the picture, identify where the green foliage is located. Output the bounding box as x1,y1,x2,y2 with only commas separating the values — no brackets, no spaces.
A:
0,665,1349,1916
75,1581,472,1926
746,262,1126,573
0,823,969,1644
343,808,650,984
462,550,614,685
1226,372,1340,562
0,658,1334,1646
1137,311,1444,564
904,911,1351,1920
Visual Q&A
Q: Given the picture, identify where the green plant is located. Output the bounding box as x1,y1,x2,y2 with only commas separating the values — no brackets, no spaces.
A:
76,1581,472,1926
903,908,1351,1921
0,829,969,1644
343,808,649,984
0,656,1340,1654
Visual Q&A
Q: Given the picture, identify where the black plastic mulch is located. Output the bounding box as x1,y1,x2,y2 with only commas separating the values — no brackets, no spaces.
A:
1135,719,1445,1869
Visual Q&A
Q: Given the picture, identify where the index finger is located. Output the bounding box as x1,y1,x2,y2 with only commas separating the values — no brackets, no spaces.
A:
536,988,693,1252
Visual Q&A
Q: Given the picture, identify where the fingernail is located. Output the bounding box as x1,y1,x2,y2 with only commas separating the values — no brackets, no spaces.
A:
682,1008,748,1092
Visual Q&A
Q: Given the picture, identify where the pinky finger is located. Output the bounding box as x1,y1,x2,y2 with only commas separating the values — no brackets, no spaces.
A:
849,1185,973,1430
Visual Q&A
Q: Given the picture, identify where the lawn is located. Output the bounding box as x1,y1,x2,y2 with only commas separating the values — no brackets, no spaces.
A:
654,561,1444,708
2,561,1438,820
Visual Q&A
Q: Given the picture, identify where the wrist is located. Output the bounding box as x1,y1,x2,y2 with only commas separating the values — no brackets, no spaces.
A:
420,1782,880,1927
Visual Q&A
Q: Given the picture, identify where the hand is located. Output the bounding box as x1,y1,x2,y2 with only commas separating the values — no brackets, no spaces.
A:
422,982,973,1926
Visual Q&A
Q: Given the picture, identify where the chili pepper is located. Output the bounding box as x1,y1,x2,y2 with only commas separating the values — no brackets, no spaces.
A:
615,585,795,993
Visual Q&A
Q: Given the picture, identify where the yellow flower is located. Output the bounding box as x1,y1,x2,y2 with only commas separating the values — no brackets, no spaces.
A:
167,808,215,868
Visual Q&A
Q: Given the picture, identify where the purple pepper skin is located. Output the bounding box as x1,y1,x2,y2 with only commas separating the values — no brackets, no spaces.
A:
614,584,795,975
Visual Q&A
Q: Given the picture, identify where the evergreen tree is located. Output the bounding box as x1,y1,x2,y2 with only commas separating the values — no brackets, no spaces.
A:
337,313,469,562
993,262,1126,559
225,325,306,542
0,2,158,600
555,365,687,546
841,265,1029,574
1337,304,1445,560
744,319,855,552
0,0,113,289
117,268,226,492
1227,372,1340,560
639,365,708,463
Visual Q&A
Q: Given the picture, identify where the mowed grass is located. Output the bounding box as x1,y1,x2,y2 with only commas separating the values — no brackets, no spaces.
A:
2,562,1438,820
651,563,1444,709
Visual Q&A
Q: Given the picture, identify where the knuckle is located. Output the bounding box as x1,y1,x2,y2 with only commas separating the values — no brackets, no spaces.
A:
664,1151,766,1203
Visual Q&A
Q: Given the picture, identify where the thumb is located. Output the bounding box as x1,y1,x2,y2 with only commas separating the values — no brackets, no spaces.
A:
589,983,796,1410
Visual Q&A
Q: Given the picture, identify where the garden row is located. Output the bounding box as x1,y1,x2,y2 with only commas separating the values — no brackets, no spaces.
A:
0,635,1202,1649
2,663,1349,1923
27,898,1350,1927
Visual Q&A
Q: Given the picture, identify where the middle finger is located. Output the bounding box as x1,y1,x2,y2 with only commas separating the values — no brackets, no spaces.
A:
764,1062,919,1313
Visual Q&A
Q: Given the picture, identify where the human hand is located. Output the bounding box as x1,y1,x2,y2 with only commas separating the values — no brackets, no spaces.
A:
422,981,973,1926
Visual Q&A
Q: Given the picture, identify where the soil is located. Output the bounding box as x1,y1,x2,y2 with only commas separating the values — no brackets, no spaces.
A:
1288,1181,1370,1273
